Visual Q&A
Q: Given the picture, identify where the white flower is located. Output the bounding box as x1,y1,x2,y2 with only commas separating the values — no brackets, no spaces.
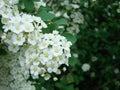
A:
0,0,5,9
38,40,49,49
71,4,80,9
30,65,40,76
55,11,61,17
23,23,34,32
2,23,12,32
25,56,33,67
46,61,58,73
44,73,51,80
28,33,37,45
11,24,24,34
63,12,69,19
1,17,9,24
34,31,42,41
40,20,47,28
0,7,12,18
33,16,42,23
57,55,66,65
62,41,72,50
9,15,21,24
53,30,59,35
64,49,71,58
56,69,61,75
114,68,119,74
25,47,36,57
12,33,25,45
43,49,53,59
53,77,58,81
117,8,120,13
33,57,41,66
81,63,90,72
8,44,19,53
4,32,12,44
22,14,33,23
62,67,67,72
51,38,61,46
52,46,63,56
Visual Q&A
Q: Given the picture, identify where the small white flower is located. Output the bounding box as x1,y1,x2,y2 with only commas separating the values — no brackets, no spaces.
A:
8,44,19,53
40,20,47,28
63,12,69,19
1,17,9,24
22,14,33,23
55,11,61,17
38,40,49,49
46,62,58,73
33,16,42,23
11,24,24,34
64,49,71,58
23,23,34,32
62,41,72,50
12,33,25,45
10,15,21,24
0,7,12,18
0,0,5,9
52,46,63,56
117,8,120,13
81,63,90,72
53,77,58,81
71,4,80,9
51,38,61,46
114,68,119,74
2,23,12,32
62,67,67,72
4,32,12,44
57,55,66,65
33,57,41,66
30,65,40,76
44,73,51,80
28,33,37,45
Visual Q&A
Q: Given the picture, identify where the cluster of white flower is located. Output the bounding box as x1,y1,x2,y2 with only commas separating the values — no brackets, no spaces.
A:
47,0,84,35
19,31,72,80
0,0,47,53
0,52,35,90
0,0,72,82
81,63,91,72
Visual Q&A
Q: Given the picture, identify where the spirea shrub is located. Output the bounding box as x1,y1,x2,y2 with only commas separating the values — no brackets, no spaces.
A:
0,0,120,90
0,0,75,90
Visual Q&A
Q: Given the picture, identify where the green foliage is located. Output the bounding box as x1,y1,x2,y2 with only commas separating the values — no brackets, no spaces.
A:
38,10,55,21
62,32,77,44
22,0,34,12
0,0,120,90
55,19,68,26
37,6,55,21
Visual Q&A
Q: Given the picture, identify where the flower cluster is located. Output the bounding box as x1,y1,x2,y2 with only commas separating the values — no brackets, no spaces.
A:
0,0,47,53
19,31,72,80
0,0,72,82
0,52,35,90
47,0,84,35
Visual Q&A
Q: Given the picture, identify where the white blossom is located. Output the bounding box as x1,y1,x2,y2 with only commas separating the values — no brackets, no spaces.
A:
81,63,91,72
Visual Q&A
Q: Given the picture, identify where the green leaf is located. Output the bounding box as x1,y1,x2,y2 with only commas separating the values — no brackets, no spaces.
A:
38,11,55,21
69,57,79,67
22,0,34,12
42,23,58,33
65,85,74,90
55,19,68,25
62,32,77,44
66,74,74,84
